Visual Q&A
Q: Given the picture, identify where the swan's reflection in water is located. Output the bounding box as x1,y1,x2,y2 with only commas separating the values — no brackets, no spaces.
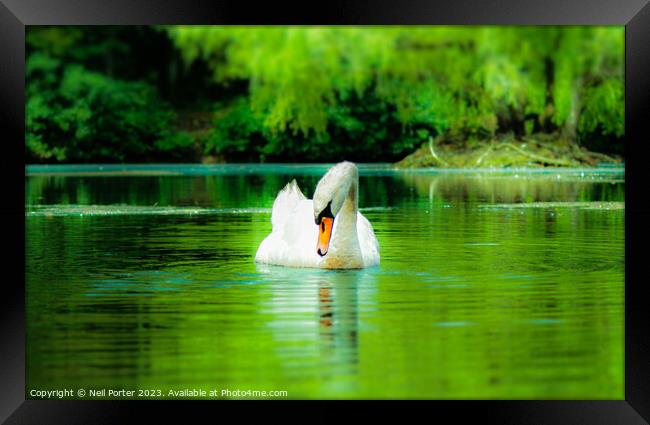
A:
256,264,374,385
317,278,358,372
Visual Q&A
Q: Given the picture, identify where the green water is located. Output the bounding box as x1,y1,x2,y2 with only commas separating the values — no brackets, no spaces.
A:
25,164,624,399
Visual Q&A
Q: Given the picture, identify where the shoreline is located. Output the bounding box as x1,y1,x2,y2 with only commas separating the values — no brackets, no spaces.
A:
25,162,624,178
396,134,623,169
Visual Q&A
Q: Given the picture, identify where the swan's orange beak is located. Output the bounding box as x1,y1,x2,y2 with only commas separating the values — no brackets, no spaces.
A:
317,217,334,257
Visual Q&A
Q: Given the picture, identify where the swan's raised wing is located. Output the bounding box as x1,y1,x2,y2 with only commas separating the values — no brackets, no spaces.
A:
271,179,307,231
257,181,320,268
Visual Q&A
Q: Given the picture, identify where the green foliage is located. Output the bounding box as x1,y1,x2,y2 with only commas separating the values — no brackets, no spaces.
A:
155,131,195,155
167,27,623,142
26,26,625,163
25,27,193,163
27,55,183,162
579,78,624,137
205,92,432,162
206,98,265,160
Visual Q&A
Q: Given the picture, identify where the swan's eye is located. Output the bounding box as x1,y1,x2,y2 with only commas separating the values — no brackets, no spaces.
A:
315,201,334,226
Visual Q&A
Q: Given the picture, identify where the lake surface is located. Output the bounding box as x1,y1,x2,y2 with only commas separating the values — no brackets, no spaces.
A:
25,164,624,399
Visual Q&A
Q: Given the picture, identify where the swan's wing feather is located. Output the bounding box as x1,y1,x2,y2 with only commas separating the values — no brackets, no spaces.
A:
357,212,380,267
271,179,307,231
257,179,320,268
257,199,321,267
280,199,320,264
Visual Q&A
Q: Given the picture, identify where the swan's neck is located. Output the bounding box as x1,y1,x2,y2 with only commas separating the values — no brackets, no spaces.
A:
341,174,358,215
325,173,362,268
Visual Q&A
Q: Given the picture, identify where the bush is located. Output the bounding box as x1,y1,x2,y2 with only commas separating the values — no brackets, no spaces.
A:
206,92,436,162
205,98,266,161
26,54,185,163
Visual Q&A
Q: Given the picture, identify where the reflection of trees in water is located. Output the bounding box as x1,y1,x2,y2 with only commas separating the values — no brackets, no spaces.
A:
398,173,624,205
27,172,416,212
27,170,624,215
26,209,259,389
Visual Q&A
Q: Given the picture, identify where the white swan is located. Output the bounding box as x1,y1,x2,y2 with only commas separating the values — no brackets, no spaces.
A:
255,161,380,269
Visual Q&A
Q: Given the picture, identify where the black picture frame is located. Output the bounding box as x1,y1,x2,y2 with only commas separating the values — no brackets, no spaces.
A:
2,0,648,423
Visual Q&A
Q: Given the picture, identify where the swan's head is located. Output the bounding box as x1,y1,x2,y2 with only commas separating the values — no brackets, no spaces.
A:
313,161,358,257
